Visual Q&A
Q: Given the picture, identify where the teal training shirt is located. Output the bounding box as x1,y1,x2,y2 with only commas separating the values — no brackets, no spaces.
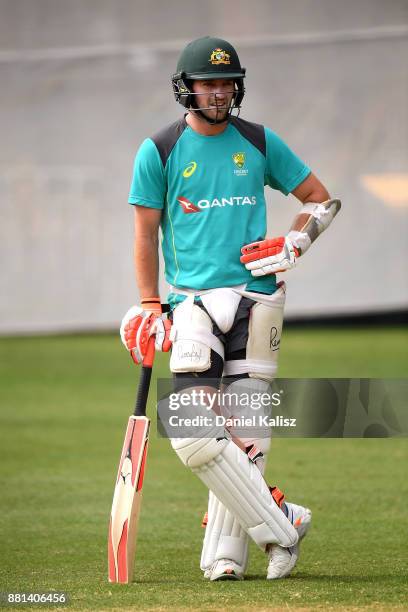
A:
128,116,310,298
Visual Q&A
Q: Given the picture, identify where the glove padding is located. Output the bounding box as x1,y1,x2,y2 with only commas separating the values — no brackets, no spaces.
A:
240,236,299,276
120,305,172,364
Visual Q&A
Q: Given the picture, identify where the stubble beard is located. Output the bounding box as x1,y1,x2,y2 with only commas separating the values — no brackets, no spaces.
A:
201,97,232,123
200,107,229,123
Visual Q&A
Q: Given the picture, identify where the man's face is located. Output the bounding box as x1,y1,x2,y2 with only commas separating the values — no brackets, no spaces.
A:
191,79,235,122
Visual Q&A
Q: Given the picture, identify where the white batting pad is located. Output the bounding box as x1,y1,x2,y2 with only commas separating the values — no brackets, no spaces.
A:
200,492,249,572
224,285,285,382
172,436,298,549
169,297,224,372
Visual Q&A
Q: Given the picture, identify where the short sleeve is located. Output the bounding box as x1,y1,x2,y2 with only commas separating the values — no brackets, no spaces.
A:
128,138,166,209
264,128,311,196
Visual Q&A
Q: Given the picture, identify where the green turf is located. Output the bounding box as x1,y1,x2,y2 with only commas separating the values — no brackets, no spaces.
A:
0,328,407,611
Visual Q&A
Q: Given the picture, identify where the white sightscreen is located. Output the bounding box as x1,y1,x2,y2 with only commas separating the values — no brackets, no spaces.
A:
1,0,407,333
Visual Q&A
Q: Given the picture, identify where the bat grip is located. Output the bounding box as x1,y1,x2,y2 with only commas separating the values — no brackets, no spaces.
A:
134,366,152,417
134,337,155,417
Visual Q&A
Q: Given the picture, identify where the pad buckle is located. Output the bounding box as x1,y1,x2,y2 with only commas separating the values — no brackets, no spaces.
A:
245,443,264,464
269,485,285,508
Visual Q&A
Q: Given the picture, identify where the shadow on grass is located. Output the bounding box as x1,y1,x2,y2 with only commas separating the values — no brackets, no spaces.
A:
127,569,406,585
244,573,405,583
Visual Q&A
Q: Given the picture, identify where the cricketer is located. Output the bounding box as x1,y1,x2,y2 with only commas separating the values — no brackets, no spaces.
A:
120,36,341,581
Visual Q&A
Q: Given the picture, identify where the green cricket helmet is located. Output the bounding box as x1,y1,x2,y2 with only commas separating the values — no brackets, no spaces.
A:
172,36,246,122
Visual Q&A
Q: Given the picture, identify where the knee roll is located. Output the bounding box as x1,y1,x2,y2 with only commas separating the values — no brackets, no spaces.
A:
171,436,228,469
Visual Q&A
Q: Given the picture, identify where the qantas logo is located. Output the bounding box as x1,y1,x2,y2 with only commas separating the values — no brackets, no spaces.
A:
177,195,256,213
177,196,200,213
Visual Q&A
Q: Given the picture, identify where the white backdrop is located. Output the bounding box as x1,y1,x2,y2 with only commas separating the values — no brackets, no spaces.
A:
1,0,407,333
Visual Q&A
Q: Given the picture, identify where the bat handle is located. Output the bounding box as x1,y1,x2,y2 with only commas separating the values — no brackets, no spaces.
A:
134,337,155,417
143,334,156,368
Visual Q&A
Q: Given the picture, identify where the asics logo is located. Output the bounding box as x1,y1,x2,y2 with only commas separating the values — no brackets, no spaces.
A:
182,161,197,178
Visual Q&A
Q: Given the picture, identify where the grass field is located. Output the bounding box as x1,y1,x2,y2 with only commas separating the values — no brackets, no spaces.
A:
0,328,407,611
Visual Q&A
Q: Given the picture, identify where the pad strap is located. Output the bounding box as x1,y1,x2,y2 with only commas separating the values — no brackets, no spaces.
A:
270,486,285,509
223,359,278,377
170,324,224,359
245,443,264,464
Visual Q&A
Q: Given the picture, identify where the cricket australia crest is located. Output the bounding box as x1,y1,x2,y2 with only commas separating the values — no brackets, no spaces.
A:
209,48,231,65
232,152,248,176
233,152,245,168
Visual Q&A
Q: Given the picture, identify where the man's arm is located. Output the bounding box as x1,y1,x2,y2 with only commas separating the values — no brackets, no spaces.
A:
240,172,340,276
120,206,170,365
291,172,330,204
133,206,162,300
287,172,339,255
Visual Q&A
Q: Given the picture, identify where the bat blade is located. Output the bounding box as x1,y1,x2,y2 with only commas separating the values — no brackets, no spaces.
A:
108,415,150,583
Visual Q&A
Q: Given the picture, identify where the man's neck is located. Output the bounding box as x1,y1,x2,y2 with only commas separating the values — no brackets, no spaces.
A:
186,112,229,136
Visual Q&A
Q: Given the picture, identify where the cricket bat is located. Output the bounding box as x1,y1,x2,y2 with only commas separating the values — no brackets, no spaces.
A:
108,337,155,583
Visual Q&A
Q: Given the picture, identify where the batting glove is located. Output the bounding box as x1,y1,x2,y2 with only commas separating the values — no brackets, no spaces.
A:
120,300,172,364
240,236,299,276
